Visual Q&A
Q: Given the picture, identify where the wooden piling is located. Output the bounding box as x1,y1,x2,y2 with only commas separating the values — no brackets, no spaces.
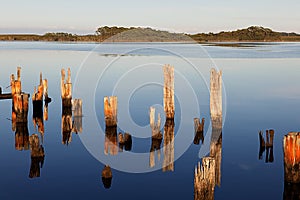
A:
163,119,175,172
194,118,205,145
283,132,300,184
61,68,72,108
210,68,222,120
104,96,117,127
194,157,216,200
10,67,29,125
163,65,175,119
150,107,162,138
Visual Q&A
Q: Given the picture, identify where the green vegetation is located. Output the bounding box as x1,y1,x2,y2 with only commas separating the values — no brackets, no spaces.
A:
188,26,299,42
0,26,299,42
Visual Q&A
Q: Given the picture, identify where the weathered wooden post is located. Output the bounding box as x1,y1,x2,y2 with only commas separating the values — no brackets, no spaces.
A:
103,96,118,155
163,119,175,172
194,118,205,145
283,132,300,183
102,165,112,189
283,132,300,200
149,107,162,168
11,67,29,124
10,67,30,150
194,157,216,200
210,68,222,120
32,73,45,142
104,96,117,127
72,99,83,133
163,65,175,120
61,68,72,109
61,68,73,145
29,134,45,178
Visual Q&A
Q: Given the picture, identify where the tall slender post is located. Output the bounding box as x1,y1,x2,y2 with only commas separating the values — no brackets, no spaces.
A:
163,65,175,119
210,68,222,120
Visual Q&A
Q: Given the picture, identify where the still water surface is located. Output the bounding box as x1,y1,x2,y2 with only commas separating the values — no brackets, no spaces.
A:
0,42,299,199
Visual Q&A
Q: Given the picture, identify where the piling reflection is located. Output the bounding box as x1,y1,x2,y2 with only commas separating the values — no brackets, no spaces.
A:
194,157,216,200
29,134,45,178
15,122,29,151
102,165,113,189
258,130,274,163
149,107,162,168
194,118,205,145
163,119,175,172
60,68,83,145
103,96,132,155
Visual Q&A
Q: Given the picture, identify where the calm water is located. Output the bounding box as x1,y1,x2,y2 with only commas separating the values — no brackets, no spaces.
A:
0,42,299,200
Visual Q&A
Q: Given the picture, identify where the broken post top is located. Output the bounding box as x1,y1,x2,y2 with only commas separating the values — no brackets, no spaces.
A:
61,68,72,99
283,132,300,184
163,64,175,119
210,68,222,120
104,96,118,127
11,67,22,96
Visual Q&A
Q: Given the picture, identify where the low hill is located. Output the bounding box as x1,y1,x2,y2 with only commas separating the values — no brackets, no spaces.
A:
0,26,299,42
189,26,300,42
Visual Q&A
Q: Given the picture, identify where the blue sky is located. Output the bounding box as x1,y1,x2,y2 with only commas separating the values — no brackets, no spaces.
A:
0,0,299,34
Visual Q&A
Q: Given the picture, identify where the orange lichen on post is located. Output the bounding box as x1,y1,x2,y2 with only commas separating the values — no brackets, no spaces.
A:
11,67,22,96
283,132,300,183
32,73,44,101
104,96,117,127
163,64,175,119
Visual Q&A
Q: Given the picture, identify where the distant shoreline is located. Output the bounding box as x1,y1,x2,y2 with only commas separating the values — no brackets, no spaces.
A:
0,26,299,43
